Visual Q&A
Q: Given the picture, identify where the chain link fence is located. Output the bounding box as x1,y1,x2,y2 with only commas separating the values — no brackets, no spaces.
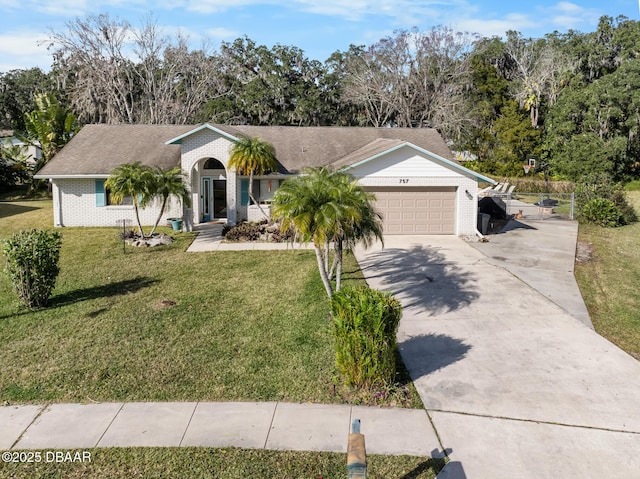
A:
506,192,575,220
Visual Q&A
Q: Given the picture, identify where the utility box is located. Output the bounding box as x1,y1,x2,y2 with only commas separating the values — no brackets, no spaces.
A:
347,419,366,478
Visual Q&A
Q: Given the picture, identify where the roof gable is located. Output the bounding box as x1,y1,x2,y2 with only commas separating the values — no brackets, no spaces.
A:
165,123,241,145
341,141,495,183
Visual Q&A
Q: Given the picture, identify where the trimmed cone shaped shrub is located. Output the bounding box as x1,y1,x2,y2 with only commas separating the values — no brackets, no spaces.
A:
331,286,402,388
3,229,62,308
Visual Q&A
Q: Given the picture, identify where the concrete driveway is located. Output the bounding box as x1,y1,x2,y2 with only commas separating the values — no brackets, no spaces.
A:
354,230,640,478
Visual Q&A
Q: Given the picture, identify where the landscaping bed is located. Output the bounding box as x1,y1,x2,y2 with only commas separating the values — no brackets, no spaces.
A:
221,220,293,243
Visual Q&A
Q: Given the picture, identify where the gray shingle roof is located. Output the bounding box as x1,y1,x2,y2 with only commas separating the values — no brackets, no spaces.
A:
35,124,194,176
218,125,454,174
36,123,454,177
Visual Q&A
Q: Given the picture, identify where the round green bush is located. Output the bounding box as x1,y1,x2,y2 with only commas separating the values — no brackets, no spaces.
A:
3,229,63,308
580,198,621,227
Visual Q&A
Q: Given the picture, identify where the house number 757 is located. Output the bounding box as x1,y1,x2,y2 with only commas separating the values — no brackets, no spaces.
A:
399,178,409,184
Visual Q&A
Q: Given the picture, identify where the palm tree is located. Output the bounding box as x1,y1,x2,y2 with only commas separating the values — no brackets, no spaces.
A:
148,166,191,236
22,93,78,194
105,162,156,237
328,173,383,292
228,136,278,220
271,167,382,298
23,93,78,166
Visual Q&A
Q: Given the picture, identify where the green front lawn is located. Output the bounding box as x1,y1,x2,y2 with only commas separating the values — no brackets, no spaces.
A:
575,191,640,359
0,200,421,407
0,447,444,478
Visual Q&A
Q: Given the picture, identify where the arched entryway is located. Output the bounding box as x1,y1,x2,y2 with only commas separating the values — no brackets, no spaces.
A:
200,158,227,221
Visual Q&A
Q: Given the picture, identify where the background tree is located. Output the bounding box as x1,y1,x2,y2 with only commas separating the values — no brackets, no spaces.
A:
544,59,640,181
504,32,576,128
459,38,512,162
340,27,478,140
49,13,226,124
22,92,78,194
2,13,637,187
202,37,334,126
0,68,57,132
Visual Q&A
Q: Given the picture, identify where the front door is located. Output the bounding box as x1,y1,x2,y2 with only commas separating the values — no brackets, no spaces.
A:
213,180,227,219
201,177,227,221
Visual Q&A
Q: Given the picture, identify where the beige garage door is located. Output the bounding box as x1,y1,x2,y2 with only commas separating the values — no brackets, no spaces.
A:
368,187,456,235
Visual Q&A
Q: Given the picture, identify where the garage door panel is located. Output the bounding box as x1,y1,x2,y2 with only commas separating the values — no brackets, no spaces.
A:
369,187,456,235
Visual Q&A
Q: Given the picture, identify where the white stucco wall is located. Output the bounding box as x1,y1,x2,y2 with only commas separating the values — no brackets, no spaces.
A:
348,148,479,236
52,178,182,228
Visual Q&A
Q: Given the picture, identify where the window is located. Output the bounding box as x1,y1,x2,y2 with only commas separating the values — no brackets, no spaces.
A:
240,179,261,206
95,179,133,207
107,190,133,206
203,158,225,170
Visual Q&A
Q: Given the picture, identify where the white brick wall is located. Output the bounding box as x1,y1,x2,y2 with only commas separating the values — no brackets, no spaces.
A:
51,127,480,235
180,129,238,225
53,178,182,228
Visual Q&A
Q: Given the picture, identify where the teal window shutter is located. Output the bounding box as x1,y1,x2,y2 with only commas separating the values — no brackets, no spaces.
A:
95,180,105,207
240,179,249,206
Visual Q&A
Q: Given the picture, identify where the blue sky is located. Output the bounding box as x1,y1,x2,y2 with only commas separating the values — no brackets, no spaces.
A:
0,0,637,72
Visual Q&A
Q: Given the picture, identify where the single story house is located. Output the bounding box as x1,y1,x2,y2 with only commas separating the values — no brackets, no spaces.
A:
1,129,42,169
35,123,495,236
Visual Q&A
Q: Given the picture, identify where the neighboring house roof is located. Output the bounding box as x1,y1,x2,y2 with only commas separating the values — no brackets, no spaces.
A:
0,129,14,138
35,124,194,177
36,123,456,177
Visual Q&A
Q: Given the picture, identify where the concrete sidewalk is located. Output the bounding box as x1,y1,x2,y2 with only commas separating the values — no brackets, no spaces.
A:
186,224,314,252
1,401,441,457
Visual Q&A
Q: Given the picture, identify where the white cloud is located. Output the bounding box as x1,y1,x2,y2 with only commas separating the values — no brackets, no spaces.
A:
453,13,539,38
185,0,257,14
293,0,454,23
206,27,240,40
547,1,601,30
179,0,460,22
0,0,148,17
0,29,52,71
